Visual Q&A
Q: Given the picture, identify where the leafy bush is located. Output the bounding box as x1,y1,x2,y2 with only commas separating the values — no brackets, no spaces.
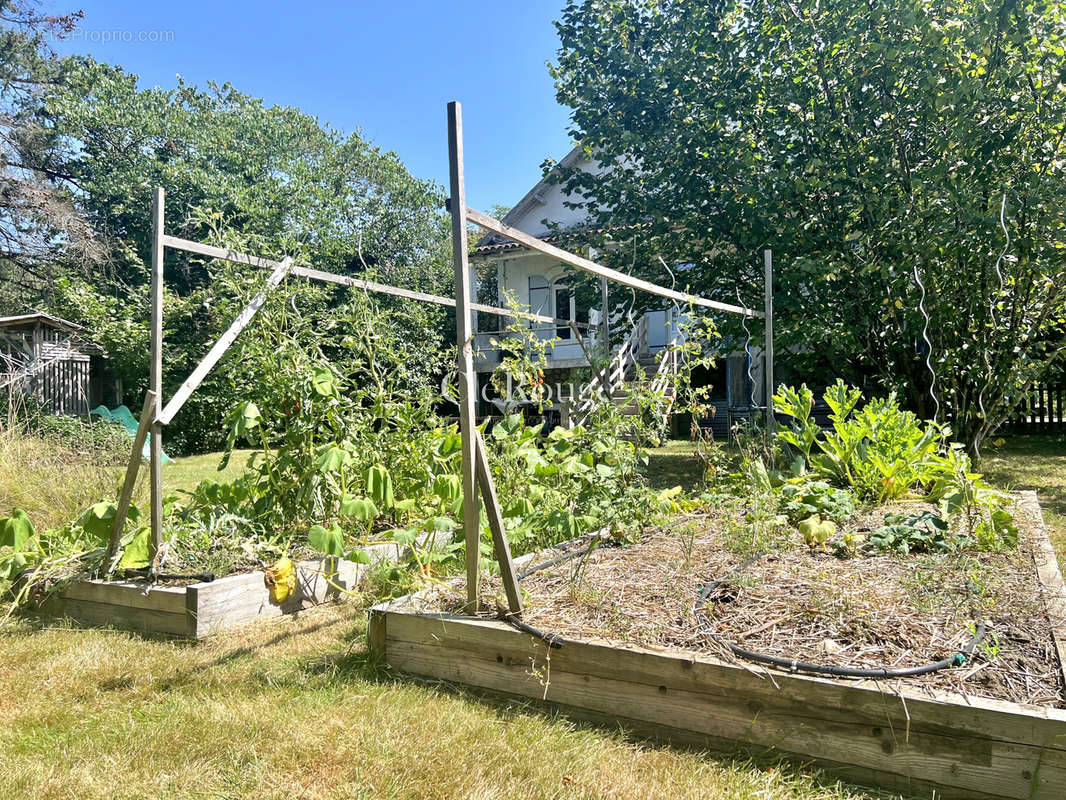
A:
927,448,1019,552
771,380,1019,555
870,511,956,555
774,380,942,502
0,500,151,608
778,480,855,525
162,291,676,580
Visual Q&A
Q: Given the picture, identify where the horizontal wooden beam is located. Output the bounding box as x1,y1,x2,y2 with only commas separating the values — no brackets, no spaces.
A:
157,257,292,425
161,234,585,329
464,207,764,319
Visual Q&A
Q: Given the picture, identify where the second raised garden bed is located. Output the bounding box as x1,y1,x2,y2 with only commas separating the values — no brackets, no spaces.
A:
370,492,1066,800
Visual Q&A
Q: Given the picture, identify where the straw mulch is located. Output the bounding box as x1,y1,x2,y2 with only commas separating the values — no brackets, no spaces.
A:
432,497,1065,709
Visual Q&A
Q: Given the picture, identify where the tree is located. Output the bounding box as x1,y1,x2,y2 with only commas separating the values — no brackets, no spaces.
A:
34,58,451,451
551,0,1066,453
0,1,96,306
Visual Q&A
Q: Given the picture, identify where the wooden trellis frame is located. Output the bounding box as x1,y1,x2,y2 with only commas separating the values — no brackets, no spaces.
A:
445,101,773,610
110,192,572,612
109,101,775,621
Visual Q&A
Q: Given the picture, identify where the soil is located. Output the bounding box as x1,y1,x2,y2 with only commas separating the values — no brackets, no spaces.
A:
431,494,1066,709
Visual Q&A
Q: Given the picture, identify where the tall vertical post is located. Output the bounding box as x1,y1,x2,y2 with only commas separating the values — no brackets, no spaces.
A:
447,102,480,611
149,188,165,557
600,276,610,356
763,248,774,431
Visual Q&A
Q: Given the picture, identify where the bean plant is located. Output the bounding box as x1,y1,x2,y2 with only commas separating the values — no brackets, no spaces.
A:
180,287,681,579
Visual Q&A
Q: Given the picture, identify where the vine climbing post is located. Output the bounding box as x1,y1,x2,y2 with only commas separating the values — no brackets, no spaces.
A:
447,101,480,611
764,249,774,432
149,187,165,559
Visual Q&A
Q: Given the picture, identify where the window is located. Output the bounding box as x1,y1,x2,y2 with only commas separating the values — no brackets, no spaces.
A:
528,275,551,340
554,283,571,339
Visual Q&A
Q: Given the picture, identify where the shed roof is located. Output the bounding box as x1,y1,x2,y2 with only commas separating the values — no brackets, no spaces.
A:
0,312,85,333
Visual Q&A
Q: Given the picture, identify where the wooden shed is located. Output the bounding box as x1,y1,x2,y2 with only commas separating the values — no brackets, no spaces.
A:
0,312,102,416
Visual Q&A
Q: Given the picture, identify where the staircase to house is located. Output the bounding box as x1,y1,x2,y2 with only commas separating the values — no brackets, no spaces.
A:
567,314,679,431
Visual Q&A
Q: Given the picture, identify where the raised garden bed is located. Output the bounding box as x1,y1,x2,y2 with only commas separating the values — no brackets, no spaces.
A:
41,554,367,638
370,492,1066,800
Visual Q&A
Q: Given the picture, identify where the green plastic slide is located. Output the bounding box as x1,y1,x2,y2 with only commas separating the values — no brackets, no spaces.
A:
90,404,173,463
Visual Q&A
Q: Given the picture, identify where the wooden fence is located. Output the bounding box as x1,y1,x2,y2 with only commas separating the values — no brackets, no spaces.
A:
1004,382,1066,432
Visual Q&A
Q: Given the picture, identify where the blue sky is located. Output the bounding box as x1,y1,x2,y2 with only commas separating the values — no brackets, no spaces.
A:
47,1,575,212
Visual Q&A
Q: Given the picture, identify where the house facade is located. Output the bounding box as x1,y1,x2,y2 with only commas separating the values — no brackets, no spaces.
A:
470,147,767,437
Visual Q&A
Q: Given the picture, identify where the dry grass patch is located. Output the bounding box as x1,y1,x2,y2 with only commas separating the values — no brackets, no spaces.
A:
0,427,126,532
0,605,892,800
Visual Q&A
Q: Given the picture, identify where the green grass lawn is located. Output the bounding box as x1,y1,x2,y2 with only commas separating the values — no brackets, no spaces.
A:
163,448,257,493
0,435,1063,799
979,434,1066,560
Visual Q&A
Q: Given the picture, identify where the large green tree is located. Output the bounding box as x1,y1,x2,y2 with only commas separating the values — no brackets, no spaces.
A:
30,58,450,451
551,0,1066,452
0,1,94,305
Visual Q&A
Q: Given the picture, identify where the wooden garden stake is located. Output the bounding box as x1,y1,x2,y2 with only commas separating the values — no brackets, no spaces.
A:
474,430,522,614
763,249,774,431
447,101,481,611
104,389,156,570
158,257,292,425
149,187,164,558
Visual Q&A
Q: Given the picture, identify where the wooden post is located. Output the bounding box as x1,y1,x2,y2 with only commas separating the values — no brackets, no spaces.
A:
474,431,522,614
763,249,774,431
149,187,165,558
447,103,480,611
157,257,292,425
105,390,156,570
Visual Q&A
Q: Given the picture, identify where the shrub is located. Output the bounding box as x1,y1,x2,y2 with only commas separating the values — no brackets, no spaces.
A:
778,480,855,525
774,380,942,502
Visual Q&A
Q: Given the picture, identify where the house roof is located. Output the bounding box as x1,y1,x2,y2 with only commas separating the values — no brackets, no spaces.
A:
474,144,590,252
470,222,648,259
472,230,566,257
0,312,85,333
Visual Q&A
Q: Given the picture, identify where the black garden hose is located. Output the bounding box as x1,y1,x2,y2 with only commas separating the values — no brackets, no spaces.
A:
499,534,616,647
694,554,986,679
119,568,216,583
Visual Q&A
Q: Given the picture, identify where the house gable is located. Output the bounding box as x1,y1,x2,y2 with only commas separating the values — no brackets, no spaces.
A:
477,145,602,248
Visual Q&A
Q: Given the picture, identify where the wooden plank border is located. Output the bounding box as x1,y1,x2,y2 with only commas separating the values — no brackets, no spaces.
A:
369,495,1066,800
1020,490,1066,690
45,556,366,639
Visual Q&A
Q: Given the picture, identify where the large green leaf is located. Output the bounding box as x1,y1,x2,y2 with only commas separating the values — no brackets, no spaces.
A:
76,502,118,542
431,474,461,503
117,525,152,569
309,524,345,557
365,464,394,509
316,445,348,474
311,366,336,397
0,508,36,551
340,495,378,521
503,497,535,519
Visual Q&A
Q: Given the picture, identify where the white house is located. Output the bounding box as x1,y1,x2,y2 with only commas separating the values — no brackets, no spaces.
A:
470,146,767,437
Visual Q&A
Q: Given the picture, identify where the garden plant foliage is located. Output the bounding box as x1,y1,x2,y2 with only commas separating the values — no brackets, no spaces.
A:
769,381,1018,556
